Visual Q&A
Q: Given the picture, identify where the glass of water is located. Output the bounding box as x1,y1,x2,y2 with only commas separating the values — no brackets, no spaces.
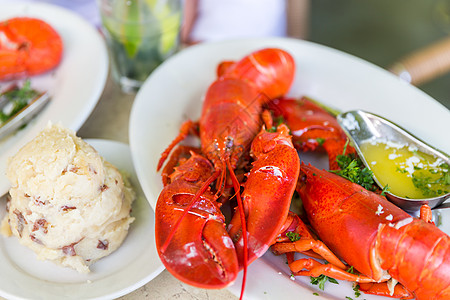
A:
98,0,182,93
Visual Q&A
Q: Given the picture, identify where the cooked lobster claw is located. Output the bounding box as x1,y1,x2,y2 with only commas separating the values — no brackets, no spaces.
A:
228,124,299,266
155,153,239,288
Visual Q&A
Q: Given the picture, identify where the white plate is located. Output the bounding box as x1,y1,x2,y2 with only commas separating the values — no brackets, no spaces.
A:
0,2,109,196
0,139,164,300
129,38,450,299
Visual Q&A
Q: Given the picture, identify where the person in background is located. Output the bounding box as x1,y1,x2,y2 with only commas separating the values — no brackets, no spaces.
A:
181,0,309,45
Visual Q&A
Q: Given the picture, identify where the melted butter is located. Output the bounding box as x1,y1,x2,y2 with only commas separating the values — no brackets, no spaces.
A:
360,141,449,199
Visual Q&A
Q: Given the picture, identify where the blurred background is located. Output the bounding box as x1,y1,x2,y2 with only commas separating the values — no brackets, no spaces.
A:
307,0,450,109
5,0,449,109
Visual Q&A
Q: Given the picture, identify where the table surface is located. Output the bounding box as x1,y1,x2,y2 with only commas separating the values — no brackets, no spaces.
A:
77,74,238,300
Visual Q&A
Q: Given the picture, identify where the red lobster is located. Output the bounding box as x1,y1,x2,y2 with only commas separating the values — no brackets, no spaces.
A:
267,96,355,170
155,48,298,294
0,17,63,80
287,163,450,299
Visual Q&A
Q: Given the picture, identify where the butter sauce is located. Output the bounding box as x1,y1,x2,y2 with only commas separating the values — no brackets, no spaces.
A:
360,140,449,199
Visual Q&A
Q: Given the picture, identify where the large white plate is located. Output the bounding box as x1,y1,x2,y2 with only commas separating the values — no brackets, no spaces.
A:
0,2,109,196
129,38,450,299
0,139,164,300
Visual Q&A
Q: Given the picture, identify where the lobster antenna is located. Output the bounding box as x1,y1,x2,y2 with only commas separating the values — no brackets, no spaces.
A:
214,160,227,198
226,160,248,300
160,169,221,253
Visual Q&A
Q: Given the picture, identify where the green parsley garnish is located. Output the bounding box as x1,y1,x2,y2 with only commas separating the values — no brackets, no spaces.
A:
0,80,39,125
331,153,377,192
310,274,339,290
286,231,301,242
316,137,325,146
268,115,286,132
353,283,362,298
380,184,390,196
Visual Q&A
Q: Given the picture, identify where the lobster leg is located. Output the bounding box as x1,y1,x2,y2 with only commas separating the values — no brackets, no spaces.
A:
160,145,200,186
358,282,415,299
292,259,376,283
157,120,198,171
272,239,346,270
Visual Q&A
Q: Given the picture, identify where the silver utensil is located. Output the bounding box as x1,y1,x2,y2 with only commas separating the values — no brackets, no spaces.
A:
337,110,450,213
0,92,50,140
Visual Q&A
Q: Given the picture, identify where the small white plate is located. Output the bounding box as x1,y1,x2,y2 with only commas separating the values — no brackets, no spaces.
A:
129,38,450,299
0,2,109,196
0,139,164,300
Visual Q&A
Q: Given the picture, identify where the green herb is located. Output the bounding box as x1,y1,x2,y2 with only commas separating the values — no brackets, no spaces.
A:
412,172,449,197
268,115,286,132
316,137,325,146
396,167,407,174
286,231,301,242
331,153,377,191
310,274,339,290
346,266,355,274
353,283,362,298
313,292,319,296
346,297,353,300
0,80,39,125
380,185,390,196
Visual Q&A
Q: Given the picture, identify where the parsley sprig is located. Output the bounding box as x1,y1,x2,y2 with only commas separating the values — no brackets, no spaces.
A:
330,141,377,191
310,274,339,290
0,80,39,125
286,231,301,242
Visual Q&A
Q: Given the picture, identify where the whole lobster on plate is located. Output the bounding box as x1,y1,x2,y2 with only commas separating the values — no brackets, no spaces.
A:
0,17,63,80
155,48,299,297
155,47,450,300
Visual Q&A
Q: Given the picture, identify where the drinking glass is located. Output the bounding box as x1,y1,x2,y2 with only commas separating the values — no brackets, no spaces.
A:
98,0,182,93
